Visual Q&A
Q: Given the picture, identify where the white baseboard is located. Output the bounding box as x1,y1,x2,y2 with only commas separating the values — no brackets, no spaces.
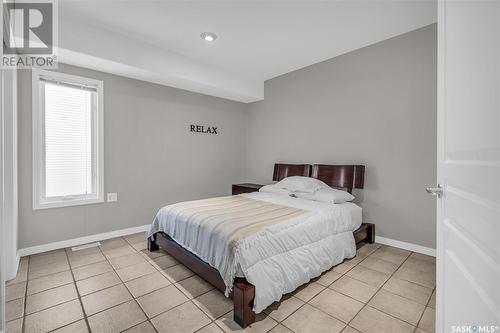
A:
17,225,435,258
12,254,20,280
5,252,21,282
18,224,150,257
375,236,436,257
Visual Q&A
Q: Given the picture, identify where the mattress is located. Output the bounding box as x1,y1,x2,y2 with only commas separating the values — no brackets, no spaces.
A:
148,191,362,312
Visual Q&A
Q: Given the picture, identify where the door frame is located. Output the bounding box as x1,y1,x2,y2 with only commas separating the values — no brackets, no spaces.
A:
1,0,5,329
436,0,446,331
2,68,17,282
1,73,5,333
1,70,6,333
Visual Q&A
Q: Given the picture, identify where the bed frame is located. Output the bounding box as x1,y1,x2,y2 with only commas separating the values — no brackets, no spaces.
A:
148,163,374,328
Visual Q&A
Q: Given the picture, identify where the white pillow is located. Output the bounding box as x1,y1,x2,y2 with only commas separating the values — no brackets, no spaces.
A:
274,176,327,193
258,184,293,196
294,187,355,204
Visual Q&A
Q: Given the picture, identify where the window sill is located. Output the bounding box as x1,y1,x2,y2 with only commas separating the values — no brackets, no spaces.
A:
33,197,104,210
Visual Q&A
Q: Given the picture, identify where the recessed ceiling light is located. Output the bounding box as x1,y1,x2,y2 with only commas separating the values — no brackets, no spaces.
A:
200,32,217,42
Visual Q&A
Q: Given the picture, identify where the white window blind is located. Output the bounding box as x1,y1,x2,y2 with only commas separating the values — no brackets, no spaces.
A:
44,82,94,198
33,69,104,209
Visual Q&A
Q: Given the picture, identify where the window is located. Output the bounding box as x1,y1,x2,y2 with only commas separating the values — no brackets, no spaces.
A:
32,69,104,209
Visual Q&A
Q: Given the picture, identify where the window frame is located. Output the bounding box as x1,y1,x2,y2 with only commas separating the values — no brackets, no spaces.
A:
32,68,104,210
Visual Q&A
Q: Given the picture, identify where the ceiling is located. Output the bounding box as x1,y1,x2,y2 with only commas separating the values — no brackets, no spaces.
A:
58,1,437,102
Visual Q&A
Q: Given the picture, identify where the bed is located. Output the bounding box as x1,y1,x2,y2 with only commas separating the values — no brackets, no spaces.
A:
147,163,374,327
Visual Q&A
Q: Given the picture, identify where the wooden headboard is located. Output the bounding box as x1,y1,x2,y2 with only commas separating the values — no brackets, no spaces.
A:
273,163,312,181
311,164,365,193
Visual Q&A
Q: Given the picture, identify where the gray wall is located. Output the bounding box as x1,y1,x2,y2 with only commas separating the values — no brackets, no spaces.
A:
245,24,437,248
18,64,247,248
18,25,437,249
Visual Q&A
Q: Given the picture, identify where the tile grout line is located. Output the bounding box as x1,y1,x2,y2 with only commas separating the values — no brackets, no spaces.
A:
319,247,395,332
125,236,216,330
133,236,223,329
134,233,295,332
21,251,94,333
412,294,433,333
14,252,147,299
20,238,214,330
19,275,193,330
14,255,109,317
413,286,436,333
24,269,71,282
109,236,217,331
284,257,371,332
343,253,434,305
5,280,28,289
280,245,382,333
21,256,30,333
313,246,383,326
344,249,418,332
136,233,260,332
14,237,212,332
72,263,112,281
13,239,435,333
20,246,134,330
194,321,218,333
98,237,160,333
262,294,306,319
24,280,75,298
194,308,235,333
134,237,234,332
19,266,224,332
21,298,82,325
285,296,327,329
283,245,415,333
144,294,210,325
18,251,103,318
74,272,122,298
64,248,93,333
272,256,353,331
280,258,362,332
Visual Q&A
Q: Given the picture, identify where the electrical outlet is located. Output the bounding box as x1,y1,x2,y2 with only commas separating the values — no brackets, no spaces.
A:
107,192,118,202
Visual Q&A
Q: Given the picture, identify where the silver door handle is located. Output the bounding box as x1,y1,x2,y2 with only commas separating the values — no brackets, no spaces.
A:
426,184,443,198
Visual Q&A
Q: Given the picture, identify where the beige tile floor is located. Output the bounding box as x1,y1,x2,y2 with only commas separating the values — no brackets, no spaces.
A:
5,235,436,333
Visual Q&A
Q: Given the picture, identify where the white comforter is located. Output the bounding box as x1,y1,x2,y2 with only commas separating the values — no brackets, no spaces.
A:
148,192,362,313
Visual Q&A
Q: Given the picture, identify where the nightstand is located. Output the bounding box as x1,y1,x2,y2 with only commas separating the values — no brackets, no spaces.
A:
232,183,264,195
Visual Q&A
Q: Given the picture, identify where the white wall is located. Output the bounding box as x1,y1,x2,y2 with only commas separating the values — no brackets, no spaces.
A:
245,25,437,248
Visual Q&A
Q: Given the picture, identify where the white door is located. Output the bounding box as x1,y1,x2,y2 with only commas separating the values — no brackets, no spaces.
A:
435,1,500,332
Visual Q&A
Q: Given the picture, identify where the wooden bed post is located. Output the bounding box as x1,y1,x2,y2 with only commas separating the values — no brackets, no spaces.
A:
365,223,375,244
233,278,255,328
148,236,159,252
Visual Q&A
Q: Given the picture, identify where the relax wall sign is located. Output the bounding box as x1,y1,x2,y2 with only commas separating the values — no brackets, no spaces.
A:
190,124,218,134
